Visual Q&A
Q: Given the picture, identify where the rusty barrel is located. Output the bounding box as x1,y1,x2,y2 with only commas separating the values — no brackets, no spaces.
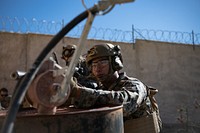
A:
0,105,123,133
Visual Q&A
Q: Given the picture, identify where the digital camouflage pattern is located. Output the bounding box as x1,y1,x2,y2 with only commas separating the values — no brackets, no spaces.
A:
73,72,151,119
73,72,162,131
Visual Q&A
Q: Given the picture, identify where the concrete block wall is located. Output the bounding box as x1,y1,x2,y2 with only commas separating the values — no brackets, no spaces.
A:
0,32,200,131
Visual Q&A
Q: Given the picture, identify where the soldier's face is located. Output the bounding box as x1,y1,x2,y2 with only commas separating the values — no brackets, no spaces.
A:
91,57,110,82
0,91,8,101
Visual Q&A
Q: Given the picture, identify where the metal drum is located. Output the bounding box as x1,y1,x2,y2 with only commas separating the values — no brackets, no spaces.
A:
0,105,123,133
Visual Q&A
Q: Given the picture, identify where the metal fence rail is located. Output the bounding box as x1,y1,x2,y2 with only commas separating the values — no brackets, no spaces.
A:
0,16,199,45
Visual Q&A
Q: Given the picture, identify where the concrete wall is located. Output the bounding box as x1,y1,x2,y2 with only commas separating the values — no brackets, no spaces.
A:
1,32,200,131
132,40,200,131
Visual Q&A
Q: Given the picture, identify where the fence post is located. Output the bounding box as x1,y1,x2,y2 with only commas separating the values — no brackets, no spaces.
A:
192,30,195,50
132,24,135,49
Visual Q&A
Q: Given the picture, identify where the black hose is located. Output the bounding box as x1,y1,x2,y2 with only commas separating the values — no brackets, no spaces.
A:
1,6,98,133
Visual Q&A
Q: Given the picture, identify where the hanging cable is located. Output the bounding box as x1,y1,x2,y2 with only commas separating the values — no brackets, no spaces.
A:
1,1,135,133
1,6,99,133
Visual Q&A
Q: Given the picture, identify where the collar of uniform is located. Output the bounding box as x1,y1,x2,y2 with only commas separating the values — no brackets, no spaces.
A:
108,72,126,91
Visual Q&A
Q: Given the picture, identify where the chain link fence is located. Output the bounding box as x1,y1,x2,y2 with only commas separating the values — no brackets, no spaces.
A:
0,16,199,45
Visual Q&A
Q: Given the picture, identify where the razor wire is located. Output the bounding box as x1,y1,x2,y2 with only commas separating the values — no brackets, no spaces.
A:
0,16,199,45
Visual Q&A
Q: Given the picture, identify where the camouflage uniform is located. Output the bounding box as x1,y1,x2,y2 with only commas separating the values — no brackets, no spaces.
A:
71,43,162,131
73,72,150,119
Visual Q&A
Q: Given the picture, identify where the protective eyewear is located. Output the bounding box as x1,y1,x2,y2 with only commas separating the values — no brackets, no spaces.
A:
1,94,8,97
92,60,109,68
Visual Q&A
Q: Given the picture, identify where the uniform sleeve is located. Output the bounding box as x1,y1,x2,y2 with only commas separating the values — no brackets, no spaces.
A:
73,79,147,117
122,79,147,117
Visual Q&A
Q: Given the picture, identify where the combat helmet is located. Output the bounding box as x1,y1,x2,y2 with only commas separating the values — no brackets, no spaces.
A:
61,44,76,59
86,43,123,71
61,44,77,65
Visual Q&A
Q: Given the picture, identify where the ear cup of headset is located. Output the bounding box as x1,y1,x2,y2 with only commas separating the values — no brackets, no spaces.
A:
112,56,123,71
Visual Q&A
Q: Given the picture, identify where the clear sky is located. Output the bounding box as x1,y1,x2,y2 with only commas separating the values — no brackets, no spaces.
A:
0,0,200,33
